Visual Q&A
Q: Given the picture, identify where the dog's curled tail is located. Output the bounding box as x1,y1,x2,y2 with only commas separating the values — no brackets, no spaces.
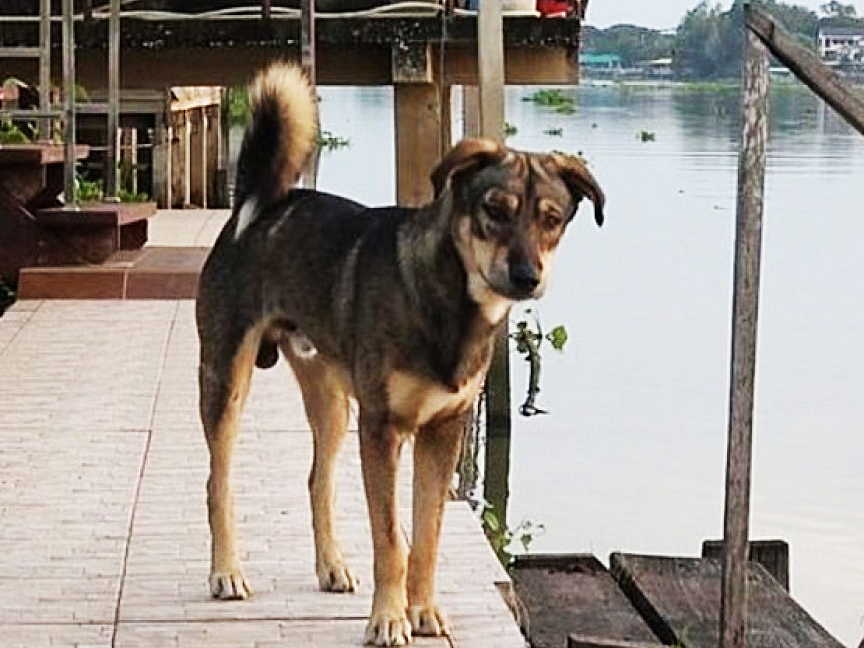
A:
234,63,318,236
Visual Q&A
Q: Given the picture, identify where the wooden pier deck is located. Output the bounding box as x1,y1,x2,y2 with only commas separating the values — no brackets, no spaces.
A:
0,212,525,647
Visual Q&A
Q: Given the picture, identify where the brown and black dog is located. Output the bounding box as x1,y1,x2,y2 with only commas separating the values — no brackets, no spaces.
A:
196,62,604,646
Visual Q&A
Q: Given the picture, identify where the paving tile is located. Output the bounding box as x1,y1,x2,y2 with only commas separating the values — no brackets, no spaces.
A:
0,298,525,648
0,623,113,648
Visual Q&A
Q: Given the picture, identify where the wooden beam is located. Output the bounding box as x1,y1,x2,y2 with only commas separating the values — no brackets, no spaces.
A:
745,3,864,136
720,25,769,648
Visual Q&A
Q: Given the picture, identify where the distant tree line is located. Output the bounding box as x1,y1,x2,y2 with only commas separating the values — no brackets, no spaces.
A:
582,0,863,79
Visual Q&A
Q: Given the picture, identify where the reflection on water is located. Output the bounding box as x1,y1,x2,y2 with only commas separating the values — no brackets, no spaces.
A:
304,83,863,646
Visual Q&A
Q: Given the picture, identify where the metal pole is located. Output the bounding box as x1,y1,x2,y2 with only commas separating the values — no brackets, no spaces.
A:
720,23,769,648
62,0,77,206
38,0,51,142
106,0,120,201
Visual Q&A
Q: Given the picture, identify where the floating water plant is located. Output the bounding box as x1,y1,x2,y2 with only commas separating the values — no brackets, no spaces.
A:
524,88,576,115
317,130,350,151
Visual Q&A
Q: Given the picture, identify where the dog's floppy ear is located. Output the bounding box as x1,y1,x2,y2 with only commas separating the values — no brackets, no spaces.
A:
431,138,507,198
551,153,606,227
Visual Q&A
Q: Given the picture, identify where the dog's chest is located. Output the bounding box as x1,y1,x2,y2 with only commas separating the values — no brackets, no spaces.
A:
387,369,485,428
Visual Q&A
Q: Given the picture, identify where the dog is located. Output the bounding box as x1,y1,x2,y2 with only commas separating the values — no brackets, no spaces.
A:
196,62,604,646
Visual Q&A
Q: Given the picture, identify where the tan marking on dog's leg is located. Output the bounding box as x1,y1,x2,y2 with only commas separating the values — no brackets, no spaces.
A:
285,351,357,593
359,417,412,646
407,416,463,637
201,326,261,600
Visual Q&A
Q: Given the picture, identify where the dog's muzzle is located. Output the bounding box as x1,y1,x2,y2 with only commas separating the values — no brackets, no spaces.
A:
507,258,542,300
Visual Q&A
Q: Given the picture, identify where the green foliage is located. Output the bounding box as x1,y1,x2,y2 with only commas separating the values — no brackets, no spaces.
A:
820,0,857,18
582,23,675,67
585,0,824,80
503,122,518,137
638,130,656,142
511,310,568,417
223,86,251,128
0,120,30,144
75,175,103,202
118,188,150,203
317,130,350,151
0,278,15,317
546,325,568,351
480,503,543,568
74,84,89,103
543,127,564,137
525,89,576,115
673,0,821,80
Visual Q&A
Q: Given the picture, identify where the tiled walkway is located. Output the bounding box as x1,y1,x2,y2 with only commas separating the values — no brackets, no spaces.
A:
0,297,524,646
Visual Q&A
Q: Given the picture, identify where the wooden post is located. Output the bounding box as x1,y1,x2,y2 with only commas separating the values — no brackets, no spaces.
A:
477,0,511,523
477,0,505,141
394,84,442,206
106,0,120,201
300,0,319,189
720,23,769,648
38,0,51,143
62,0,77,206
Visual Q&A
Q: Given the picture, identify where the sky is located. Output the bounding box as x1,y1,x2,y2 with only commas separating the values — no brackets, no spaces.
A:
585,0,863,30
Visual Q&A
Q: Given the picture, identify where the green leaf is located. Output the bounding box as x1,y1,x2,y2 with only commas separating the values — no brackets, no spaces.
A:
546,325,568,351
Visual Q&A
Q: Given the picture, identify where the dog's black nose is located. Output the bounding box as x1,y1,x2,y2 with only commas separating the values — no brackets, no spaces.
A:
508,260,541,296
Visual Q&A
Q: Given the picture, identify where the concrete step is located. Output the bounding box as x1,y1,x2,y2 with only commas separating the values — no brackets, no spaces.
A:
18,246,209,299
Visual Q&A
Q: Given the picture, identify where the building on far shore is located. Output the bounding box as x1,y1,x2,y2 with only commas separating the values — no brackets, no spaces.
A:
818,25,864,64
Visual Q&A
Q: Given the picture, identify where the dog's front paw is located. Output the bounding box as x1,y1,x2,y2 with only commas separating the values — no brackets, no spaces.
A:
408,604,448,637
364,611,412,646
316,556,358,593
209,569,252,600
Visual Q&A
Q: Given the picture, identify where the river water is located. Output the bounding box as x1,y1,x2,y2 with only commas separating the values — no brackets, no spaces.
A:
301,82,864,646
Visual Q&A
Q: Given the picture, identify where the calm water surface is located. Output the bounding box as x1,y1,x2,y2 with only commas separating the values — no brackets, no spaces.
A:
308,83,864,646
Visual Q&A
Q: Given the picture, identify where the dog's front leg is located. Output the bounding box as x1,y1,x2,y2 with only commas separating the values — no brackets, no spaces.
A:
359,412,412,646
407,415,463,637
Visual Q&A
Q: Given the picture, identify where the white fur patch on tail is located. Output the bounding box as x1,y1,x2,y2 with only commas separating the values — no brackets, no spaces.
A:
234,196,258,240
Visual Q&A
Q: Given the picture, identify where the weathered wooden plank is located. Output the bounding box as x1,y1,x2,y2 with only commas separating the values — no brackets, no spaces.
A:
512,554,660,648
722,24,769,648
610,554,844,648
702,539,789,592
745,3,864,136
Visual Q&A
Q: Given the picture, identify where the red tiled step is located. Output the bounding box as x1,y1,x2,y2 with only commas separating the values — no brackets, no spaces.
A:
18,246,210,299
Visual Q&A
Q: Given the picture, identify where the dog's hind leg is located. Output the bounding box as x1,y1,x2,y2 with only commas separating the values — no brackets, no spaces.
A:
199,323,262,600
283,349,358,593
406,415,464,637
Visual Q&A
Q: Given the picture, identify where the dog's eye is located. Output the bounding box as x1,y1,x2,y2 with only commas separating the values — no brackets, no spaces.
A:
541,211,564,231
484,203,510,222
